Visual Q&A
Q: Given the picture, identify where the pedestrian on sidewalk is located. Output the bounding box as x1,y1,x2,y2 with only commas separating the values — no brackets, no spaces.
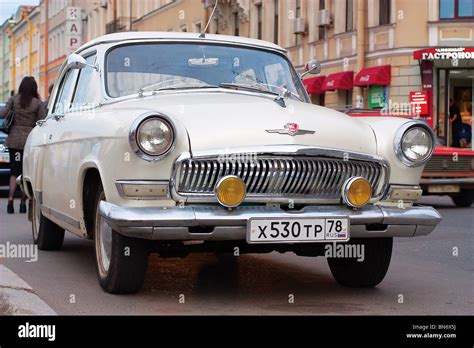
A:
0,76,46,214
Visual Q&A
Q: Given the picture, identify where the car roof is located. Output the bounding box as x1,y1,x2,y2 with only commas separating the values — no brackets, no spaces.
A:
77,31,286,53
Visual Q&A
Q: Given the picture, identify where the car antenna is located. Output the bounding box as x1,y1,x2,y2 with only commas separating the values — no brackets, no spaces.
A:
199,0,219,38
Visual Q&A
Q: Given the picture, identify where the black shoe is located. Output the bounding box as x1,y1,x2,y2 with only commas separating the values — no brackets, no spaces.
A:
19,202,27,214
7,201,14,214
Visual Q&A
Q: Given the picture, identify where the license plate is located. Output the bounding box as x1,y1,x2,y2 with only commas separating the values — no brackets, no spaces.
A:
427,184,460,193
0,153,9,163
247,217,349,243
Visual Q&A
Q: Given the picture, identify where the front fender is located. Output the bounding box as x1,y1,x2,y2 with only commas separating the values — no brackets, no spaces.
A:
359,117,426,186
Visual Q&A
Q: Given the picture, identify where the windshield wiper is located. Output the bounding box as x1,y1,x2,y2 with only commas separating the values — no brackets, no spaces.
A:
219,82,294,107
219,83,280,97
138,82,218,96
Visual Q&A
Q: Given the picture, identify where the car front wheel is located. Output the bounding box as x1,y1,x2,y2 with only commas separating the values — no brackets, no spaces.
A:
31,195,65,250
451,189,473,207
93,184,149,294
327,237,392,287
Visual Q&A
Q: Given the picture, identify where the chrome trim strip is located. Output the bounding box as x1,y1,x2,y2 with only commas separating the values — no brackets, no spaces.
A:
115,180,170,200
385,184,423,201
98,201,442,240
169,145,391,204
41,205,81,229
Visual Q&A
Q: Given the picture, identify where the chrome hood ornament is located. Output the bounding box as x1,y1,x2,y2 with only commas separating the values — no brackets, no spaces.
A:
265,123,315,136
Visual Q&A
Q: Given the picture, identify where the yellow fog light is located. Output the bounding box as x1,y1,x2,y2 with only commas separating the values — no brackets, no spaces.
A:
215,175,246,208
342,177,372,209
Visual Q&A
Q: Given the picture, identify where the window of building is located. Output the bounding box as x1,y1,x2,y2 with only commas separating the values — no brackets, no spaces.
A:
318,0,325,40
379,0,391,25
338,89,353,108
346,90,353,107
295,0,302,45
194,22,201,33
440,0,474,19
273,0,278,44
257,3,263,39
346,0,354,31
234,12,240,36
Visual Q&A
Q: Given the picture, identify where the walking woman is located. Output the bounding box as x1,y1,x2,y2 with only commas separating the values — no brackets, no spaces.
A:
0,77,46,214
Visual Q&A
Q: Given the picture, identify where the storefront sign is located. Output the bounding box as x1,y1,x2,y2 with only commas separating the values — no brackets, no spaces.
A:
420,60,434,127
410,91,429,115
66,7,82,51
368,85,386,108
413,47,474,60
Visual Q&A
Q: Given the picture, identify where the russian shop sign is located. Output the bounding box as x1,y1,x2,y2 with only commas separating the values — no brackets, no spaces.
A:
413,47,474,60
410,91,429,116
66,7,82,51
368,85,386,109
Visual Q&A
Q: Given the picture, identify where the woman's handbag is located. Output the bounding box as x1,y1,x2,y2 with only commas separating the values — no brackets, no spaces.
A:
1,109,14,134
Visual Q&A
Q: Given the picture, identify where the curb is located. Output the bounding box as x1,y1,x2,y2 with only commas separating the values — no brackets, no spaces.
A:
0,264,56,315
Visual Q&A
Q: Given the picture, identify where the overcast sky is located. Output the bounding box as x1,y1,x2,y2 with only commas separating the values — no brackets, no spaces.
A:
0,0,40,24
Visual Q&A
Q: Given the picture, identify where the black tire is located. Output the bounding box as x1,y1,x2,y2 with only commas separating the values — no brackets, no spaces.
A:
93,183,149,294
31,195,65,250
327,237,392,287
451,190,473,207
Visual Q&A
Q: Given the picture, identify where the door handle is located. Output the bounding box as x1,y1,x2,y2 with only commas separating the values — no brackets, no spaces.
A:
36,119,47,127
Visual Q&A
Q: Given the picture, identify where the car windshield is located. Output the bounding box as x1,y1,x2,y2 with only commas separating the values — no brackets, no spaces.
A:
106,43,308,101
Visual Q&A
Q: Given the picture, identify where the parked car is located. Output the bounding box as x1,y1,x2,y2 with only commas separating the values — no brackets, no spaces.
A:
0,103,11,186
345,109,474,207
20,32,441,294
421,146,474,207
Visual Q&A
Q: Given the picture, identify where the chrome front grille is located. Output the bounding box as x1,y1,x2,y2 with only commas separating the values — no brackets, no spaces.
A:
424,155,472,172
174,155,385,201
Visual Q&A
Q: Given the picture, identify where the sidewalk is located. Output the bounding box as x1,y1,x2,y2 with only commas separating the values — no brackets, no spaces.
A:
0,264,56,315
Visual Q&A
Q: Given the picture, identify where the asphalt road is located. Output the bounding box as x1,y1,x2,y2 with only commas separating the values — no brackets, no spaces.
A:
0,193,472,315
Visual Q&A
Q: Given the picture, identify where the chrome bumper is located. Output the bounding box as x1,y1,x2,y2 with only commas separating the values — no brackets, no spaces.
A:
98,202,442,241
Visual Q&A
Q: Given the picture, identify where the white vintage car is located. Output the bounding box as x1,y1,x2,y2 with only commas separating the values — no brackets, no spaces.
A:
21,32,441,294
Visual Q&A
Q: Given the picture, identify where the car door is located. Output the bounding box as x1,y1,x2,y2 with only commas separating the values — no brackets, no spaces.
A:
45,53,101,236
41,67,80,234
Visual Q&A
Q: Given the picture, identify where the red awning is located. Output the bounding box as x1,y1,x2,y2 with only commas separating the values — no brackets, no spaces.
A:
322,71,354,91
354,65,391,87
302,76,326,94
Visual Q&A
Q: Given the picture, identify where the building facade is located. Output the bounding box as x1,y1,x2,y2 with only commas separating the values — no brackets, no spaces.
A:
1,6,40,101
1,0,472,147
125,0,474,148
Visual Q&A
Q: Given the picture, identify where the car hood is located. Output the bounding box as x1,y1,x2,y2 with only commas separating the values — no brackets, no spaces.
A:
113,91,378,155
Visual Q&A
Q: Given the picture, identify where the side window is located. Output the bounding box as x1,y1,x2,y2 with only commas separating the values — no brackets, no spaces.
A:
73,54,100,109
53,69,78,114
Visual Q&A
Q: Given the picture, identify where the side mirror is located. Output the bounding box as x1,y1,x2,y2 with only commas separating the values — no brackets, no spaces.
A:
67,53,87,70
301,59,321,78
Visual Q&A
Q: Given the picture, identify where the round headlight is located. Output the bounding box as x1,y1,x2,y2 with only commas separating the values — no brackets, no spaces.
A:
342,177,372,209
395,123,434,167
131,115,175,160
215,175,246,208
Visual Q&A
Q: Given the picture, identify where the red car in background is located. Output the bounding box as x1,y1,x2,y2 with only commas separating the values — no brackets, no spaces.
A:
345,109,474,207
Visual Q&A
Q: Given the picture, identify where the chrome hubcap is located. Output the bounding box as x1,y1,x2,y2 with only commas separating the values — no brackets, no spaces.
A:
95,193,112,278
